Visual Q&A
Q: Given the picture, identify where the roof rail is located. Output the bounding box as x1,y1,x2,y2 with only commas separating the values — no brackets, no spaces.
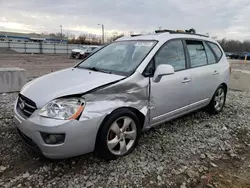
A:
130,34,142,37
155,29,176,33
155,28,208,38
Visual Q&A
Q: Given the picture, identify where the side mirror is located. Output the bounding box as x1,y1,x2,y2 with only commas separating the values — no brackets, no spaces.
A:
153,64,174,82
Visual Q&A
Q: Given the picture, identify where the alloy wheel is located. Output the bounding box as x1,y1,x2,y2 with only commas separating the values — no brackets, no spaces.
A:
214,88,225,111
107,116,137,155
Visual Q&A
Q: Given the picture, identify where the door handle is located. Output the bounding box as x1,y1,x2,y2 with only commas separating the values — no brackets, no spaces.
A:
182,77,191,83
213,70,219,75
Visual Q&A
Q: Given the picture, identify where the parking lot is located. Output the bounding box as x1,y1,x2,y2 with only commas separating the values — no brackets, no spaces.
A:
0,54,250,188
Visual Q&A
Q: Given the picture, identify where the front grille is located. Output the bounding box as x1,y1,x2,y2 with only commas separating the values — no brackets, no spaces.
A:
17,94,37,118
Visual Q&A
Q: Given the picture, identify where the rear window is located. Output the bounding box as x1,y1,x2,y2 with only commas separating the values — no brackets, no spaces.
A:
207,42,222,59
204,43,216,64
186,40,207,68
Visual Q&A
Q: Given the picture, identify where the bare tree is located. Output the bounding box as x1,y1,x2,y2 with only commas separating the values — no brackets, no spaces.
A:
217,38,250,52
107,33,124,43
77,34,87,44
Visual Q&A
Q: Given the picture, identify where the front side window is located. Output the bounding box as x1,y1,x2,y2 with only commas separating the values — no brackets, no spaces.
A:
186,40,207,68
77,41,157,75
207,42,222,59
154,40,186,71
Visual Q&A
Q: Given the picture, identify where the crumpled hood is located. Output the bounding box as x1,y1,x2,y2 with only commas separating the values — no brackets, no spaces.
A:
21,68,125,108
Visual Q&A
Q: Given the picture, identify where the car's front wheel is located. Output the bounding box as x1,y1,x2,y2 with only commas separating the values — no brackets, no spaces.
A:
95,109,141,160
206,85,226,114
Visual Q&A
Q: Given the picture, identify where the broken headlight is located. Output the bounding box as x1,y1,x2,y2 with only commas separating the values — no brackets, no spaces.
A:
39,98,85,120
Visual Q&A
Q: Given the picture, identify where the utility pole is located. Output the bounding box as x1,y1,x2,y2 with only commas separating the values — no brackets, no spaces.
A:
98,24,104,44
60,25,62,42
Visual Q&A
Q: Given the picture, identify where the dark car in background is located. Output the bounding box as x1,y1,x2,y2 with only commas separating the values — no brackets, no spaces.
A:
229,52,241,59
225,52,233,58
239,52,250,60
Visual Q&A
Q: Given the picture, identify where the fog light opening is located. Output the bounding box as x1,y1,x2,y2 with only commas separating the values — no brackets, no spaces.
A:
41,133,65,145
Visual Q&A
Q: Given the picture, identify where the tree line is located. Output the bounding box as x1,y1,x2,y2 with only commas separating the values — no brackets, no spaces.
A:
40,32,250,52
67,33,124,45
67,34,250,52
216,38,250,53
39,32,124,45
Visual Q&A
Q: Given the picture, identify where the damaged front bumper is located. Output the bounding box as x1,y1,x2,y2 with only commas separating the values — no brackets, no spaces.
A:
13,100,105,159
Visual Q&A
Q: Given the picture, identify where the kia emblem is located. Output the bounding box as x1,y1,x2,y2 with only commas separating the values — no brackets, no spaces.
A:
19,100,25,110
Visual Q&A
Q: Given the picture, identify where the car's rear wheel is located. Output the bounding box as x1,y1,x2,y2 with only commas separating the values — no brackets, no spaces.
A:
95,109,141,160
206,85,226,114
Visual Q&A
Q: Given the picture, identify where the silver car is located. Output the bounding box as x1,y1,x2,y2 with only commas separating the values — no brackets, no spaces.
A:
14,31,230,160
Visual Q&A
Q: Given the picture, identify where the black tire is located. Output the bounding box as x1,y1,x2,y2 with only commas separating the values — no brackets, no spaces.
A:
206,85,227,114
95,109,141,160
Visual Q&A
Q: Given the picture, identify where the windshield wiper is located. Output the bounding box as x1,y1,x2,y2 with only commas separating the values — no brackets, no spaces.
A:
83,67,112,74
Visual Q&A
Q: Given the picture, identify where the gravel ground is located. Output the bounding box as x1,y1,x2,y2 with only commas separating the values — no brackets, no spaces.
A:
0,90,250,188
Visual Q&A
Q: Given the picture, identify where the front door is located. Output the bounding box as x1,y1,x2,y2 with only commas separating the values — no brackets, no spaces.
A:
150,39,192,125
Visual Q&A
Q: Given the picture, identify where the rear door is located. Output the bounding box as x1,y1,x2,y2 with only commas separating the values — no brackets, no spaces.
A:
184,40,221,109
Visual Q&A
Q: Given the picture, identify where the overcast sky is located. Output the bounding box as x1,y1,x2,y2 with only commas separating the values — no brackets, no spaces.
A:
0,0,250,40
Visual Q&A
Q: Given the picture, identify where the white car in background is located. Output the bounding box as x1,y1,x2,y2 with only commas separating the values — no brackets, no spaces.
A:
70,46,99,59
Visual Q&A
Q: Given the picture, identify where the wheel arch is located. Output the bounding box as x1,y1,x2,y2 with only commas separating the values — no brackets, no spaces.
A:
220,83,228,93
94,106,146,151
208,82,228,105
98,106,145,132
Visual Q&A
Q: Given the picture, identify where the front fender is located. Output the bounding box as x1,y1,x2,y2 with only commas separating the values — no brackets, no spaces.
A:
79,73,151,129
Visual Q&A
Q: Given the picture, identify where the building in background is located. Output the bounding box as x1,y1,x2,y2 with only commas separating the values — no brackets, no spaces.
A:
0,31,68,44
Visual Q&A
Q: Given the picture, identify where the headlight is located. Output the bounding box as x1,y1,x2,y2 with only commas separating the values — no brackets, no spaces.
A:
39,98,85,120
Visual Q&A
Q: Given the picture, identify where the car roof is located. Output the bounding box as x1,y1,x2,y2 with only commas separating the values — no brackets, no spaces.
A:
116,32,218,44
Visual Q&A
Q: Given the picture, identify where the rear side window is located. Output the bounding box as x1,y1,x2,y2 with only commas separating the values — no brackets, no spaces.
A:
204,43,216,64
186,40,207,68
155,40,186,71
207,42,222,59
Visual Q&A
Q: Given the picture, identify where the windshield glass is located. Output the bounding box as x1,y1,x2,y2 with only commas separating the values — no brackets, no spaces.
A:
77,40,157,75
